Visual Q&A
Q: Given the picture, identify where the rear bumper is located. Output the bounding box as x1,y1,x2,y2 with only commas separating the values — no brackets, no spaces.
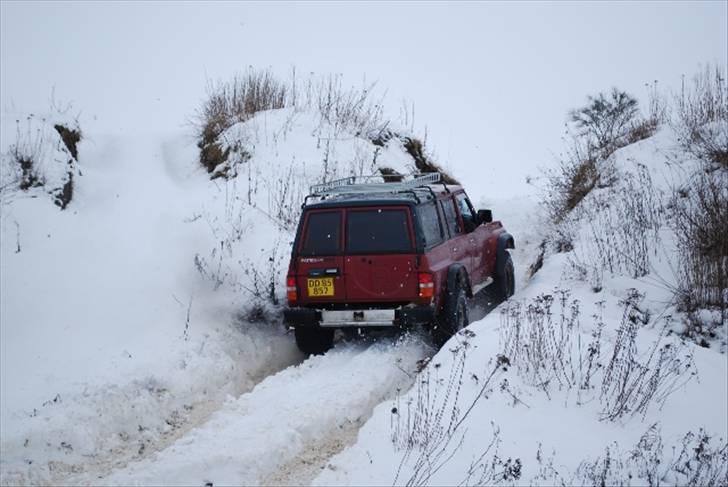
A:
284,305,436,328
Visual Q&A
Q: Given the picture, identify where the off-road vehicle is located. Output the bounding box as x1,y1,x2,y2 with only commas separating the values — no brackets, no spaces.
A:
283,173,515,354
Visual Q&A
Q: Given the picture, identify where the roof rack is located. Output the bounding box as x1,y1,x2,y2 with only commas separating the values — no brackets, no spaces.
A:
309,172,441,195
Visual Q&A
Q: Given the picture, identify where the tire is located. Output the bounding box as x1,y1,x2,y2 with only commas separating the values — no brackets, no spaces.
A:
294,326,334,355
493,253,515,302
433,284,469,347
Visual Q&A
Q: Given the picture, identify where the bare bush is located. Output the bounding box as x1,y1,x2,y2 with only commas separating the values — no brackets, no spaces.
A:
570,163,664,285
2,114,81,209
401,137,459,185
674,64,728,168
8,116,47,191
543,87,659,224
599,290,695,421
390,338,520,486
196,69,287,175
500,289,695,421
312,74,387,139
542,132,603,222
570,88,640,152
195,68,458,186
668,166,728,340
265,160,308,229
566,424,728,487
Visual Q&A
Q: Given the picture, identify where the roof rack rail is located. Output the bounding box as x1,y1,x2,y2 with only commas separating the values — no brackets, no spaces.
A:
309,172,442,195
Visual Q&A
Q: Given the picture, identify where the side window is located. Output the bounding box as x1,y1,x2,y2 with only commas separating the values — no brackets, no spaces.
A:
417,202,444,248
440,198,461,237
456,193,476,231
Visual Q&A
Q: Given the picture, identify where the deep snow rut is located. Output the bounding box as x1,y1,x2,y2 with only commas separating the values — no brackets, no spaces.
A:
97,335,429,486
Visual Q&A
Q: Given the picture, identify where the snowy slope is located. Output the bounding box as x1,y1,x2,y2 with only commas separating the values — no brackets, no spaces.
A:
0,107,427,484
2,100,725,487
313,127,728,486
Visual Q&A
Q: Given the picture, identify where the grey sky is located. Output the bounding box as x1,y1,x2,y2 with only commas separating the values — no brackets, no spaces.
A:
1,1,726,197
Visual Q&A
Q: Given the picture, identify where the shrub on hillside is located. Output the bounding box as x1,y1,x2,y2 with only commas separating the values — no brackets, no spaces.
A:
570,88,640,153
500,289,695,421
541,87,660,237
196,69,287,176
669,167,728,340
542,133,604,223
1,114,81,210
195,68,458,187
401,137,460,185
674,65,728,168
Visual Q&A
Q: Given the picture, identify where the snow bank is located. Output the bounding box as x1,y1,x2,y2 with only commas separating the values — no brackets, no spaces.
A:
1,104,438,484
314,127,728,486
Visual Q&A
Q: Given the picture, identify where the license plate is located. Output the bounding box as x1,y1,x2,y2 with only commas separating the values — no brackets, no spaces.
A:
307,277,334,297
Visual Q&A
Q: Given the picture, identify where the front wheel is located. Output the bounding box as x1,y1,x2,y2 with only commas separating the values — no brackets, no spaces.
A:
294,326,334,355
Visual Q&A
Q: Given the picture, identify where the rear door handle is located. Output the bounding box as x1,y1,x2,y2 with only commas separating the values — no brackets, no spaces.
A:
308,268,340,277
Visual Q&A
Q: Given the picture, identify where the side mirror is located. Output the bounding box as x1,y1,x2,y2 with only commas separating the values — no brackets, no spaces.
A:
477,209,492,224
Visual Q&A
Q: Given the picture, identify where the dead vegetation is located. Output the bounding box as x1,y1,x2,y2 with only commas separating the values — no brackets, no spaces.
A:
500,289,695,421
401,137,459,185
3,114,81,210
674,65,728,168
669,64,728,341
196,69,286,176
543,86,662,223
194,68,457,184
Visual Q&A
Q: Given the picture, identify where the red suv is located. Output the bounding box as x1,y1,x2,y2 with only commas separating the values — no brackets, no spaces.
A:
283,173,515,354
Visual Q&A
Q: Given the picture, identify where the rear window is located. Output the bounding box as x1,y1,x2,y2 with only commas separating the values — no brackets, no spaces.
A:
346,209,413,254
301,211,341,255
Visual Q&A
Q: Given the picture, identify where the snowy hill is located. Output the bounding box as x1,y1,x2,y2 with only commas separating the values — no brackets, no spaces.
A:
314,125,728,486
0,101,441,484
1,71,726,486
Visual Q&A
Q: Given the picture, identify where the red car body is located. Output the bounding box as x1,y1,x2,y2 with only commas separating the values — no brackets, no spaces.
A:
284,174,514,353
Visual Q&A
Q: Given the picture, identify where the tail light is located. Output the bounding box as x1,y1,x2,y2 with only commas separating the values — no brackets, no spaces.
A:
286,276,297,304
418,272,434,301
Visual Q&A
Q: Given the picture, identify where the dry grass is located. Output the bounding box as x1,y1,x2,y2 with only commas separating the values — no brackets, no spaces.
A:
674,64,728,168
196,69,287,174
195,68,457,184
669,167,728,331
401,137,459,185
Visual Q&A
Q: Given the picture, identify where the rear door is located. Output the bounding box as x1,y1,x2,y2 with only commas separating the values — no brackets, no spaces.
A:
295,209,348,304
343,206,419,302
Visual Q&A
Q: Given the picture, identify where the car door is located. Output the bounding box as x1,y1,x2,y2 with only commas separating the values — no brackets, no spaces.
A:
439,196,472,279
342,206,419,302
454,192,485,284
295,209,349,304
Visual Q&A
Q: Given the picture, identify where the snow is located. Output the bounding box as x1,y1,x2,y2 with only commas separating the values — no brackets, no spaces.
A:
310,127,727,486
0,104,436,484
314,252,727,485
1,91,726,485
99,336,428,486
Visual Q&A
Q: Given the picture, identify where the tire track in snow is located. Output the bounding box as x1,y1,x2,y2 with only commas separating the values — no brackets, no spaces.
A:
98,335,430,486
2,323,305,487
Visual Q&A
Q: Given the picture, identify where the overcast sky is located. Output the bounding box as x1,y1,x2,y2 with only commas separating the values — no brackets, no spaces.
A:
1,1,726,197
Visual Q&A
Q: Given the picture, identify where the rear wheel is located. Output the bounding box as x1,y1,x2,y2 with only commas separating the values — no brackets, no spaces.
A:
433,285,469,347
493,253,515,302
294,326,334,355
